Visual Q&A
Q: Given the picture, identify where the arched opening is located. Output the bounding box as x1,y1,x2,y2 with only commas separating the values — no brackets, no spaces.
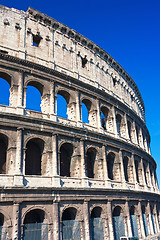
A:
142,205,149,237
112,206,125,240
26,83,42,112
25,138,44,175
123,156,129,182
116,114,122,136
23,209,47,240
81,99,91,124
57,91,70,119
62,208,81,240
91,207,104,240
150,206,156,234
127,120,132,141
107,152,115,180
0,77,10,106
0,134,8,174
130,206,139,237
135,160,139,183
60,143,73,177
100,106,109,130
86,148,97,178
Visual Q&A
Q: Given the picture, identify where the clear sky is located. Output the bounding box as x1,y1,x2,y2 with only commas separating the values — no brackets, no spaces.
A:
1,0,160,183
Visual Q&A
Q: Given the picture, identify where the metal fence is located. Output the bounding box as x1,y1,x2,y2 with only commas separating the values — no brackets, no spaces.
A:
113,216,125,240
130,214,139,237
62,220,81,240
22,223,48,240
91,217,104,240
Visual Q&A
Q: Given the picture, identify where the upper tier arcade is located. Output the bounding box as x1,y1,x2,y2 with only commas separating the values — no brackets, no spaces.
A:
0,5,145,121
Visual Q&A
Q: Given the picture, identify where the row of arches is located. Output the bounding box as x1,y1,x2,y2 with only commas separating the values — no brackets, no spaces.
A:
0,132,157,189
0,202,158,240
0,75,150,153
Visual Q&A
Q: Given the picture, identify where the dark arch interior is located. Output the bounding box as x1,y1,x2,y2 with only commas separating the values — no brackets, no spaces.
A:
107,152,115,180
142,205,145,214
100,106,109,130
25,139,44,175
0,135,8,174
60,143,73,177
113,206,122,217
86,148,96,178
123,156,129,182
91,207,102,218
62,208,77,221
135,160,139,183
130,206,135,215
116,114,122,135
24,209,45,224
0,213,4,226
127,120,131,140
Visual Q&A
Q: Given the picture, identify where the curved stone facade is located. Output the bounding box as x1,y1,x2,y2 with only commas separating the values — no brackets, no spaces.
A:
0,5,159,240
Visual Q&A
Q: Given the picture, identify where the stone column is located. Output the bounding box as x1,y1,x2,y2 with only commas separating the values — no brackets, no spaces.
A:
12,202,21,240
102,146,108,186
125,201,132,236
96,98,101,130
131,153,137,184
76,91,81,125
138,202,146,239
52,134,60,187
102,217,109,240
83,200,90,240
50,81,57,121
17,71,24,115
14,128,23,186
80,140,89,187
107,201,114,240
140,158,146,187
154,205,160,233
53,201,60,240
112,106,117,137
119,149,125,184
147,202,154,235
132,121,138,144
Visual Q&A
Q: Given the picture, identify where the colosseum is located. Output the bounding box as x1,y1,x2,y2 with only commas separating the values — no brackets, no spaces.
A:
0,4,159,240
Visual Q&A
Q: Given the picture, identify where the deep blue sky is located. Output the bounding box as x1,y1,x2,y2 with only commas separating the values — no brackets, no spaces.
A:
1,0,160,183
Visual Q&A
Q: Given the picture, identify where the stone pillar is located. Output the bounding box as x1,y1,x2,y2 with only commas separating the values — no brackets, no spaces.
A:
14,128,23,186
96,98,101,130
50,81,57,121
138,202,146,239
53,201,60,240
131,153,137,184
132,121,138,145
102,145,108,186
76,91,81,124
80,140,89,187
83,200,90,240
12,202,21,240
140,158,146,187
154,205,160,233
102,217,109,240
147,202,154,235
112,106,117,137
125,201,132,236
17,71,24,115
107,201,114,240
52,134,60,187
119,149,125,184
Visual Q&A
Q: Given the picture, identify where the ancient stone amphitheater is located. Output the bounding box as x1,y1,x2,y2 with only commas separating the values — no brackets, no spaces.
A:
0,4,159,240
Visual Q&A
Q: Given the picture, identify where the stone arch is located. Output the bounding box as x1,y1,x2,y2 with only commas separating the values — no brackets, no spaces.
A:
25,137,45,175
130,205,139,238
0,72,12,106
0,209,12,227
81,97,97,126
123,156,129,182
60,142,75,177
0,133,8,174
90,206,104,240
85,147,98,178
116,113,122,136
0,71,12,87
100,106,109,130
141,204,149,237
22,206,52,225
112,205,125,240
